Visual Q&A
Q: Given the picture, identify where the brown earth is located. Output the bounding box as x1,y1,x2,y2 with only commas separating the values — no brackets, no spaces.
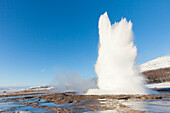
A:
142,67,170,84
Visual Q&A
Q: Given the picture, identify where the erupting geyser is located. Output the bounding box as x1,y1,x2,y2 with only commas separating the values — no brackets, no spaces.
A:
87,12,149,95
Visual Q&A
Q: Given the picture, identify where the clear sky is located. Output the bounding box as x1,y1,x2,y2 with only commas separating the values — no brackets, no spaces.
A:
0,0,170,87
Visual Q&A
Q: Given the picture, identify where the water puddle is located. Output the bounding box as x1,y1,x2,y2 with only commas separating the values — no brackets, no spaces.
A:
0,94,55,112
39,102,58,107
15,106,53,113
0,102,25,112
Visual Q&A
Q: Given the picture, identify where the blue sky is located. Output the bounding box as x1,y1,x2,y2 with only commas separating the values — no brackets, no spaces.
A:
0,0,170,87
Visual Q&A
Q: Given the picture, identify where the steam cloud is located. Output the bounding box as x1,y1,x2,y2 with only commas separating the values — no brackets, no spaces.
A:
87,12,150,95
54,71,97,94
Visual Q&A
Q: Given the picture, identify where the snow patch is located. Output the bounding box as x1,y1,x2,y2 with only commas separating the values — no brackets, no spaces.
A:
140,56,170,72
146,82,170,89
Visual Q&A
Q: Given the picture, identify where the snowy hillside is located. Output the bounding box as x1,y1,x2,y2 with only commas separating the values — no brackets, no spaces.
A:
27,85,53,91
0,85,53,95
140,56,170,72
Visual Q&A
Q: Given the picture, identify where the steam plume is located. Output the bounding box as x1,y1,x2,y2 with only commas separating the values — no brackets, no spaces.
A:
87,12,149,95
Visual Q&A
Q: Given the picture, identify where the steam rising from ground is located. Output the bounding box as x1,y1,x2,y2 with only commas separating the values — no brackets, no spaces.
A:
87,12,149,95
54,71,97,93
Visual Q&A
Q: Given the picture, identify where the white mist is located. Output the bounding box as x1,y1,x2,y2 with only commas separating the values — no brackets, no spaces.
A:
87,12,149,95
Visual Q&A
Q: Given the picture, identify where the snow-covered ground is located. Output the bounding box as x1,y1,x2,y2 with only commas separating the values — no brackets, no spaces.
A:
140,56,170,72
146,82,170,89
122,99,170,113
0,89,25,95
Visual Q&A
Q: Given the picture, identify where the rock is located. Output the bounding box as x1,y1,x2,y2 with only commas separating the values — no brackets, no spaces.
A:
139,96,162,99
119,103,127,107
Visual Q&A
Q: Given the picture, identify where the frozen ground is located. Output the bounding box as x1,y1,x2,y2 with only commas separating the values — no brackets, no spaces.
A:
146,82,170,89
122,98,170,113
0,94,53,113
0,102,25,112
0,88,25,95
0,91,169,113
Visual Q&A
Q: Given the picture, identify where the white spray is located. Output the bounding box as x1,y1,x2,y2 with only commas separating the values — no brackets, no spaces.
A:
87,12,149,95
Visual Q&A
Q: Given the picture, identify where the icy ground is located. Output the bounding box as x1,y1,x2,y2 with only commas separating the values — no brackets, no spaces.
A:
146,82,170,89
122,99,170,113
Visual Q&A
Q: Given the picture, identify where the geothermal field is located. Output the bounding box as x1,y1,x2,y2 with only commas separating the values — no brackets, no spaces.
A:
0,12,170,113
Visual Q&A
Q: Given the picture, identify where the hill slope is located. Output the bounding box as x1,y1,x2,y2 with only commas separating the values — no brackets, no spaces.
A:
140,56,170,72
140,56,170,84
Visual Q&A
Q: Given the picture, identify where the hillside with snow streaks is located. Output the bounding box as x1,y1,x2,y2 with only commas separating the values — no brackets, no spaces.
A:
140,56,170,72
0,85,53,95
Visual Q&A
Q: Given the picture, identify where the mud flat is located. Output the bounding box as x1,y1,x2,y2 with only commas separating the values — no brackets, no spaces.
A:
0,92,170,113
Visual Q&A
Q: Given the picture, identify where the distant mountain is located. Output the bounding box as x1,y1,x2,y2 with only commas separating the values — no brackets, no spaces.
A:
140,56,170,72
26,85,54,91
0,85,54,95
